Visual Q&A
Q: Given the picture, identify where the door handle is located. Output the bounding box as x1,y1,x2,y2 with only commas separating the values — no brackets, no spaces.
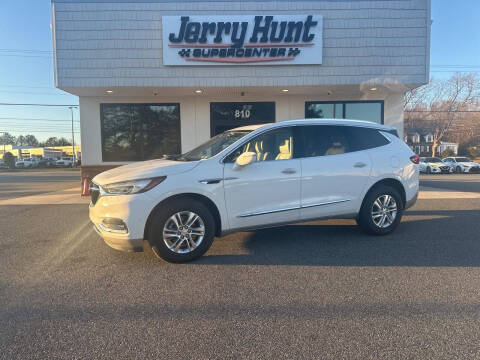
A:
354,162,367,168
282,168,297,174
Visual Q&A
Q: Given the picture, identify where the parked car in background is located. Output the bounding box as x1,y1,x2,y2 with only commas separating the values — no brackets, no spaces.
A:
15,158,39,168
442,157,480,173
89,119,419,263
419,157,452,174
38,158,57,168
56,157,74,167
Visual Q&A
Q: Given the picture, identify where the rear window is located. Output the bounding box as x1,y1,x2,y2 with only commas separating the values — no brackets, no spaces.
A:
347,127,390,151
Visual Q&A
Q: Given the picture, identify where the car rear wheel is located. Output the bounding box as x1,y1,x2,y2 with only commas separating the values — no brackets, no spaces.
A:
357,185,403,235
147,199,215,263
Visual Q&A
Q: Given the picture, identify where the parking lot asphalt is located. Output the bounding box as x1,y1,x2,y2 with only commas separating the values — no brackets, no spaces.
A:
1,170,480,359
420,173,480,193
0,168,81,199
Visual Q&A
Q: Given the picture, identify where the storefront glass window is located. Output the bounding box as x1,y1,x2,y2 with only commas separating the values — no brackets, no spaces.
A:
101,103,181,161
305,103,343,119
305,101,383,124
210,102,275,136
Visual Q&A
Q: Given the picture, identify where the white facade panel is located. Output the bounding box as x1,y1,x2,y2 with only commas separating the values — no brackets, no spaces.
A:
79,90,405,166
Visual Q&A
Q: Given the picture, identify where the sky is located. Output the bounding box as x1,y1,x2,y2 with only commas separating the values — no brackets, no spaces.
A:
0,0,479,143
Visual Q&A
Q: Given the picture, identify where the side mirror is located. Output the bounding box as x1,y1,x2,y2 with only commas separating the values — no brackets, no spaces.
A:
235,151,256,168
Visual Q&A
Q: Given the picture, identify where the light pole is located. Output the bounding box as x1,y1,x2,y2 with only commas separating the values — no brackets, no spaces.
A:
2,132,5,159
68,106,77,167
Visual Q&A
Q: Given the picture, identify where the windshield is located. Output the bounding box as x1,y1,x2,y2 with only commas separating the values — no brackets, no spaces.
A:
176,130,251,161
456,157,470,162
425,157,442,163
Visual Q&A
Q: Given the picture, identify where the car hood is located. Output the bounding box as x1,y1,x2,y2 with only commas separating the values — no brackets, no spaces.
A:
92,159,200,186
458,162,479,167
427,162,444,167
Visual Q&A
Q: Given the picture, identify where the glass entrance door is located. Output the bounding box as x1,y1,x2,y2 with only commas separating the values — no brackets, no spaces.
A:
210,102,275,137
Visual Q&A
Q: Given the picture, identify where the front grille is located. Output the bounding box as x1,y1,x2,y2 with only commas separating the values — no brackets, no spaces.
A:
440,166,449,172
89,182,100,205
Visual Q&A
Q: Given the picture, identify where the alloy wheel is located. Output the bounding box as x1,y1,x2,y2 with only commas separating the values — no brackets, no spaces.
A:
371,195,397,228
163,211,205,254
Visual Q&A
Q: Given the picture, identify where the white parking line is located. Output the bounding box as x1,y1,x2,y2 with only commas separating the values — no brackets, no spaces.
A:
418,191,480,199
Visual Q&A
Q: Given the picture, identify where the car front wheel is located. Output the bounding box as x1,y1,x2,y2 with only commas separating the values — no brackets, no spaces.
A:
357,185,403,235
147,199,215,263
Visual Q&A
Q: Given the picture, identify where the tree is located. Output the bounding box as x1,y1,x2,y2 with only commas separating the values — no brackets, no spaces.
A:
44,137,71,147
16,135,26,146
0,132,16,145
405,73,480,156
468,146,479,159
57,137,71,146
44,137,59,147
441,148,455,157
3,152,15,169
24,135,39,147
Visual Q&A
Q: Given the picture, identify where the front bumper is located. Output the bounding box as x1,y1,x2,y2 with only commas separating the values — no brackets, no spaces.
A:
89,192,155,252
92,223,143,252
429,166,451,173
466,166,480,173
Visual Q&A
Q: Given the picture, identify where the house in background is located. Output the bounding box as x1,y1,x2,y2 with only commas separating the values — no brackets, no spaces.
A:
404,130,458,156
437,142,459,156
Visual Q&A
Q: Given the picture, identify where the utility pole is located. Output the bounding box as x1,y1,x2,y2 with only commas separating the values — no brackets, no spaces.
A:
69,106,76,167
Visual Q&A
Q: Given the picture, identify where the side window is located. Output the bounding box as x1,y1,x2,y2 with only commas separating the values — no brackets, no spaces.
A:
299,126,351,158
224,127,294,163
298,125,389,158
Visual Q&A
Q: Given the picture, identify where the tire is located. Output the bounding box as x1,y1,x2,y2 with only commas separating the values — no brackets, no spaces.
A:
456,166,462,173
426,166,431,174
357,185,404,235
147,198,215,263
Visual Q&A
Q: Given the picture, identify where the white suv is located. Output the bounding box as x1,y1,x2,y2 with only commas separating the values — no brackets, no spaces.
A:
89,119,419,263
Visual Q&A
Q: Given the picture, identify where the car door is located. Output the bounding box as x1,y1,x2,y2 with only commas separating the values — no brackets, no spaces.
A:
223,126,301,230
298,125,379,221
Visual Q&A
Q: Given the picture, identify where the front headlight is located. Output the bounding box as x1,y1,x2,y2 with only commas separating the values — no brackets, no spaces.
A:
102,176,166,195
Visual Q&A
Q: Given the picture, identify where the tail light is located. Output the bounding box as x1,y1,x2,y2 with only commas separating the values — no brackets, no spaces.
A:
410,155,420,164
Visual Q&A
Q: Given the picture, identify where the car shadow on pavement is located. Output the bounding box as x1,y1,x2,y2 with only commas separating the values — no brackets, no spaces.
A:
194,209,480,267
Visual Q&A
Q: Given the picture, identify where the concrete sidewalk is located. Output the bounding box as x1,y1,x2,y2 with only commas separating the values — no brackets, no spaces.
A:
0,187,89,205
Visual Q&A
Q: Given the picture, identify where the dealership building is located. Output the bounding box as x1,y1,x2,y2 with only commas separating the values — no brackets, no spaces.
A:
51,0,431,181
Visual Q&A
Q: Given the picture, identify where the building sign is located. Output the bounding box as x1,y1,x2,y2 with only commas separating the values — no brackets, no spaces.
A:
162,15,323,65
